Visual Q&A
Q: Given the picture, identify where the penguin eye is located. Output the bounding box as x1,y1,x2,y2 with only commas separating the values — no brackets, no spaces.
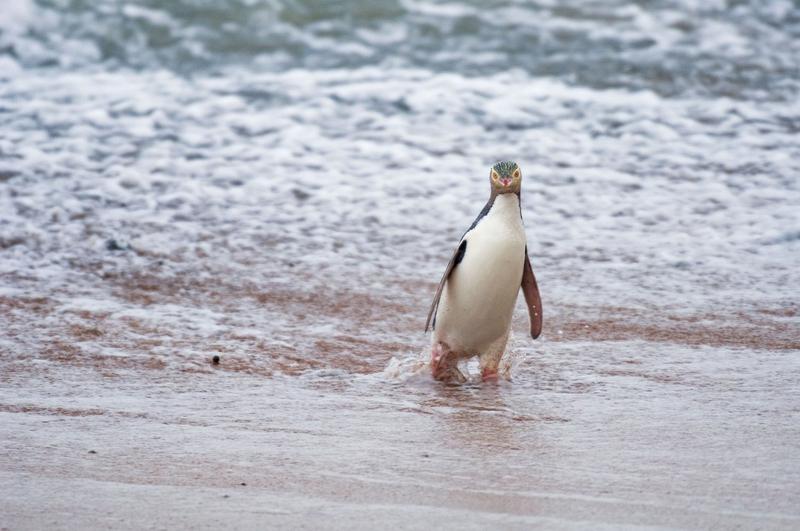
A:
513,169,520,179
491,171,499,180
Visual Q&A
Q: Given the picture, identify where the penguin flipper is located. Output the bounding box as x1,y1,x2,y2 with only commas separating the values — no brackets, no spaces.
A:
425,239,467,333
521,248,543,339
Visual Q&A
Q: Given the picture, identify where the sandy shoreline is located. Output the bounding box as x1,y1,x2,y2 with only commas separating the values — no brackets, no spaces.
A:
3,292,799,529
5,472,799,530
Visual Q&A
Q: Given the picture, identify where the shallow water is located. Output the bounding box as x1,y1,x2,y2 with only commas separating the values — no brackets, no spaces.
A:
1,0,799,528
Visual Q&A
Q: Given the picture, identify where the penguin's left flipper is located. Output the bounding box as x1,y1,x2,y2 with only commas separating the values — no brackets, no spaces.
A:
425,239,467,332
521,247,543,339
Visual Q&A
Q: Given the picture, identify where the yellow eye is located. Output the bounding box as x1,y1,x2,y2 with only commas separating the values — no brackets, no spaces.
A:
513,169,520,179
491,171,500,180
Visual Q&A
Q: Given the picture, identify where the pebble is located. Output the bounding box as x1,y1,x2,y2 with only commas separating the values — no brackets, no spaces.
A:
105,239,129,251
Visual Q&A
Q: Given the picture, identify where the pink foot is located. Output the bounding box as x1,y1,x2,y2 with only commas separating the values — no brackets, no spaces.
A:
430,343,466,383
430,343,446,377
481,368,499,382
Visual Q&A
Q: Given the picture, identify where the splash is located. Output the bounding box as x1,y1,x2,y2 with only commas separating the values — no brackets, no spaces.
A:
382,331,523,384
381,348,430,382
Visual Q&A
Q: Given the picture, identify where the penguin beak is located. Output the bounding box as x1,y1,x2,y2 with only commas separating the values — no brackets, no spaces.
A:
499,177,512,187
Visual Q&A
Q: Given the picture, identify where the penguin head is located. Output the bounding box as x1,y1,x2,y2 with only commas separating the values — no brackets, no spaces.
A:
490,161,521,194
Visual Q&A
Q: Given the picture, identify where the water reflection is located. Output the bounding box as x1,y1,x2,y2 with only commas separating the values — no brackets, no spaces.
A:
421,383,524,454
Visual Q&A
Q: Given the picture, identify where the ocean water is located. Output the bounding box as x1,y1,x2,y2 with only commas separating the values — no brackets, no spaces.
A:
1,1,799,529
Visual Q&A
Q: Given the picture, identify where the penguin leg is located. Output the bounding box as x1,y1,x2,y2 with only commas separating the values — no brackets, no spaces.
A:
430,341,467,383
479,329,510,381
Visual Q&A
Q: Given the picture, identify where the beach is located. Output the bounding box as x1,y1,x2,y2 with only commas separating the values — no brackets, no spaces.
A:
1,0,799,528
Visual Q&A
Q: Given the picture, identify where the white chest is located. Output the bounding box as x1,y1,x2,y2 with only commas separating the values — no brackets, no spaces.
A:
467,194,526,259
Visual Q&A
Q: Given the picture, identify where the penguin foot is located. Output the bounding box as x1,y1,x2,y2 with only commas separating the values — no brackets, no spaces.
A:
437,367,467,383
430,342,466,383
481,367,499,382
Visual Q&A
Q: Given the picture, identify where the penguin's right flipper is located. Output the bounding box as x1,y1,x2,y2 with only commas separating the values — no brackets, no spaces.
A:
521,248,543,339
425,239,467,332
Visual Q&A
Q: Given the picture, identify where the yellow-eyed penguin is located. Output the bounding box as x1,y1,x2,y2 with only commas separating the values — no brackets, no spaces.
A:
425,161,542,382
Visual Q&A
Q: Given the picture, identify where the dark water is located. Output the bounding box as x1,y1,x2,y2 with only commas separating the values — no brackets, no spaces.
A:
1,1,799,529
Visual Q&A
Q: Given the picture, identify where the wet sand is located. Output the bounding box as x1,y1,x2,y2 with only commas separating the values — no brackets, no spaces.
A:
2,280,799,530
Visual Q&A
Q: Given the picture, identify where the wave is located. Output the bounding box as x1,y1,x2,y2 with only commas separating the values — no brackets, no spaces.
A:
0,0,798,101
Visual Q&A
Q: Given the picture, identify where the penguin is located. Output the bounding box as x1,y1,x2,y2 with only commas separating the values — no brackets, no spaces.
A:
425,161,543,382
